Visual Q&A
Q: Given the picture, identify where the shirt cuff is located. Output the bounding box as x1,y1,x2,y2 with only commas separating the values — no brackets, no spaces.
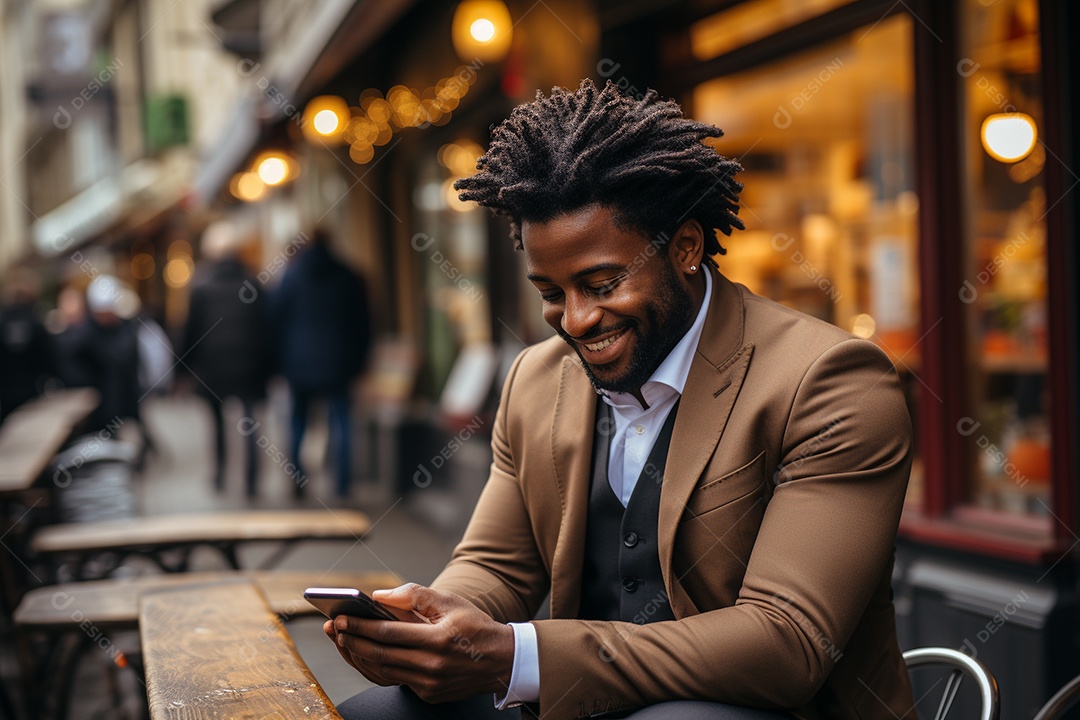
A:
493,622,540,709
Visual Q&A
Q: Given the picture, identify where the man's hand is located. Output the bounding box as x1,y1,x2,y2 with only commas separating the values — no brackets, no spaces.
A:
321,583,515,703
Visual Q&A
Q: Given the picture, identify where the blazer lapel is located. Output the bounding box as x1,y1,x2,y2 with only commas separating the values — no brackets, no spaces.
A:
548,355,599,618
659,269,755,617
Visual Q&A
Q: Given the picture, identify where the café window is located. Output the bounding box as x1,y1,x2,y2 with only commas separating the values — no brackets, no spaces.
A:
691,13,922,500
958,0,1050,524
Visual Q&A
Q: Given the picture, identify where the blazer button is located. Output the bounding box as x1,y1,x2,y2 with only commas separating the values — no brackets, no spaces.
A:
622,577,640,593
623,531,639,548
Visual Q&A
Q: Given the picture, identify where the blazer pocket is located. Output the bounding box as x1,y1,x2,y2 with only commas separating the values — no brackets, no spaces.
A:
674,450,768,608
684,450,767,518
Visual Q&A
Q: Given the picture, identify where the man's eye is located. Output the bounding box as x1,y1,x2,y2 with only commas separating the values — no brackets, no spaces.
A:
591,279,620,296
540,290,563,302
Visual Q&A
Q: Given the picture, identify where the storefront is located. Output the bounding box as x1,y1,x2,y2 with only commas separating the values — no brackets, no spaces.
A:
631,0,1076,715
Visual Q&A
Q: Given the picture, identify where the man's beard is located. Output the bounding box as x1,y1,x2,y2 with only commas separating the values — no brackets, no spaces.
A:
558,261,695,395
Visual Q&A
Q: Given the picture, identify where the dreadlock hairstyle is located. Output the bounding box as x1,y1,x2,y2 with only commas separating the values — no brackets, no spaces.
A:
454,79,744,258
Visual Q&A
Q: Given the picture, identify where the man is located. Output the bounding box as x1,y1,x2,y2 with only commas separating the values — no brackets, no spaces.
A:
182,221,270,495
328,80,915,719
269,228,372,498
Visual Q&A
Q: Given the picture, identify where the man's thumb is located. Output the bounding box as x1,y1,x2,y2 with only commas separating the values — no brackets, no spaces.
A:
374,583,442,616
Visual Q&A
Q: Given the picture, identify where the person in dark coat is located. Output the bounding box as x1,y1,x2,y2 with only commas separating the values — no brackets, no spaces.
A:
61,275,142,434
182,221,270,495
269,228,371,498
0,268,54,420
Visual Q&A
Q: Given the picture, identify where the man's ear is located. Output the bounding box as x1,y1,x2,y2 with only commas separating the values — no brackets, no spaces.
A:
669,218,705,274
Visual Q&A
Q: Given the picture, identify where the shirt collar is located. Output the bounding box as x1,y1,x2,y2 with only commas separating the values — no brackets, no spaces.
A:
602,269,713,409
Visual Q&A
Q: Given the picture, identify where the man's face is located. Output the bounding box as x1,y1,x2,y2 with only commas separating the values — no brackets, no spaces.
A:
522,205,695,395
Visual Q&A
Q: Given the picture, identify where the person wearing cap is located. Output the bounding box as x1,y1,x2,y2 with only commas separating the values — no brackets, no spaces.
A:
60,275,143,434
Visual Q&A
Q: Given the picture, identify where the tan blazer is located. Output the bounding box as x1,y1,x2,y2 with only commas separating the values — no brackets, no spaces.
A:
432,268,916,719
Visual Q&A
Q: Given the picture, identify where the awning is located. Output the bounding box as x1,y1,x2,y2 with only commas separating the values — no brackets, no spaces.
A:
32,159,160,257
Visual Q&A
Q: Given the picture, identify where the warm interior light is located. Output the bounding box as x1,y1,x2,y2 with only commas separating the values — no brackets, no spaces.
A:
236,171,265,199
981,113,1037,163
470,18,496,42
163,257,193,288
313,109,340,135
851,313,877,339
302,96,351,144
452,1,512,62
438,140,484,177
257,155,289,186
130,252,155,281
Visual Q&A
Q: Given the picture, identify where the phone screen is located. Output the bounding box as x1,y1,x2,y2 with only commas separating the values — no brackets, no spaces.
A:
304,587,399,621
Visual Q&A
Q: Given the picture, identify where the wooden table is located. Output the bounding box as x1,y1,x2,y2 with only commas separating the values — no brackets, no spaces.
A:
14,570,399,719
32,509,374,578
0,388,99,497
141,579,344,719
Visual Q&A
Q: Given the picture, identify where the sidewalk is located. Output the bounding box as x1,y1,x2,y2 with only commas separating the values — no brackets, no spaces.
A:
20,391,470,716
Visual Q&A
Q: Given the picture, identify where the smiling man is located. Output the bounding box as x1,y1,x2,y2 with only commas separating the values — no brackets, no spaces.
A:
328,80,916,720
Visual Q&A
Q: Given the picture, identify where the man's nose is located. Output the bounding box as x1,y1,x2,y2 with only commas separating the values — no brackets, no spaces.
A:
561,292,601,339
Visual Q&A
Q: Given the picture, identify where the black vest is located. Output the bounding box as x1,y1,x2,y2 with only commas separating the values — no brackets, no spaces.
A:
579,400,678,623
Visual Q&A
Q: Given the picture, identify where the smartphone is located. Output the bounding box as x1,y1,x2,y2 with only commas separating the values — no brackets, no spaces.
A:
304,587,399,621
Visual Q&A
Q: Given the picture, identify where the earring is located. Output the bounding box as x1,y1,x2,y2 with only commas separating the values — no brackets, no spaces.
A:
689,265,697,272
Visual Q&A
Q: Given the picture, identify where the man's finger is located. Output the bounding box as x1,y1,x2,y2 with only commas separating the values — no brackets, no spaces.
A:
332,614,443,648
373,583,451,619
337,632,443,671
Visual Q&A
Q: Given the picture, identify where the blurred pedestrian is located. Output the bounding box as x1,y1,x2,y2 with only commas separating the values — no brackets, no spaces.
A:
269,228,371,498
61,275,142,437
135,301,174,399
0,268,54,420
50,283,89,385
182,221,270,495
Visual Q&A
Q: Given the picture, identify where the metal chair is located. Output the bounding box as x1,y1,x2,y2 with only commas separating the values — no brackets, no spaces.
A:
903,647,1000,720
1033,673,1080,720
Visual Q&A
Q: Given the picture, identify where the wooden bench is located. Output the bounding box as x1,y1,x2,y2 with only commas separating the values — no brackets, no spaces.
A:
31,509,373,579
14,570,399,719
140,579,344,719
14,569,400,631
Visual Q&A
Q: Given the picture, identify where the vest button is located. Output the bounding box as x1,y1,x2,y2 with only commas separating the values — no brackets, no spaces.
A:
622,577,640,592
623,532,639,548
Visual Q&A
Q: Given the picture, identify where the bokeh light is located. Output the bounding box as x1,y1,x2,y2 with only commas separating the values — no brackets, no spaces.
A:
130,252,155,281
470,18,496,43
981,113,1038,163
451,1,512,62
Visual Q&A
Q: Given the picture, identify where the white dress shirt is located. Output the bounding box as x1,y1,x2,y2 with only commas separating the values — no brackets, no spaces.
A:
495,271,713,709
